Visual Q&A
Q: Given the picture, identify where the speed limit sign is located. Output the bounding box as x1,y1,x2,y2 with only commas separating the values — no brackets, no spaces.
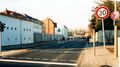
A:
95,6,109,57
95,6,109,19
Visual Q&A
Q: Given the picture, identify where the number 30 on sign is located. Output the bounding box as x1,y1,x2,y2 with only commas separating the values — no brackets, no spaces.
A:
95,6,109,19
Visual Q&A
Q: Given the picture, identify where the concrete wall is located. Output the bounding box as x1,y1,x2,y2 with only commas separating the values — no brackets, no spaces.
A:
97,30,114,43
42,33,63,41
33,33,43,43
33,22,43,43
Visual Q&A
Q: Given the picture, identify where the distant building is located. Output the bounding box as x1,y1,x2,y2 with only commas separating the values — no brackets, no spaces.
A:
55,25,69,40
42,17,56,34
0,9,43,46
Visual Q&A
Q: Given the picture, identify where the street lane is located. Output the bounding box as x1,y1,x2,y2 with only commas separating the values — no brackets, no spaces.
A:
35,39,87,49
2,48,83,63
0,38,87,67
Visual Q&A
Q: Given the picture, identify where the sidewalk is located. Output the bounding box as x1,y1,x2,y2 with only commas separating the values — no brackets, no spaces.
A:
77,46,118,67
0,49,29,57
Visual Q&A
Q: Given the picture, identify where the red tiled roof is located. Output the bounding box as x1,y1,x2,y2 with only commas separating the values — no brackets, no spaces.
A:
0,9,42,25
0,9,25,19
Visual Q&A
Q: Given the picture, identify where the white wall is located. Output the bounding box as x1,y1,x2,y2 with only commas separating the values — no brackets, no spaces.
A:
0,15,21,46
55,27,69,40
63,27,69,39
33,23,42,33
21,20,33,44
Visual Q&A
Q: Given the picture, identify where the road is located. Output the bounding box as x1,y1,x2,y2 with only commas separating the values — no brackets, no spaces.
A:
0,38,91,67
0,61,75,67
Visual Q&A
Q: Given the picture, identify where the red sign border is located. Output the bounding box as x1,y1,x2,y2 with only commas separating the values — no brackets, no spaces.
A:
95,6,110,19
111,11,119,20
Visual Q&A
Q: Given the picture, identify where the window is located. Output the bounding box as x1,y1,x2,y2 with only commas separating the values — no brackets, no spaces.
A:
11,27,13,30
8,38,9,41
26,29,28,31
15,27,17,30
24,38,26,40
7,27,9,30
15,38,17,40
29,29,31,31
24,29,25,31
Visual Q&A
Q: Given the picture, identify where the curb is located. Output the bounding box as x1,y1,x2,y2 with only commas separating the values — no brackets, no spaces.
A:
76,49,85,67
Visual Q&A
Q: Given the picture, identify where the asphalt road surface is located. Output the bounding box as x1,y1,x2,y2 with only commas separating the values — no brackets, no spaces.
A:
0,38,89,67
0,61,75,67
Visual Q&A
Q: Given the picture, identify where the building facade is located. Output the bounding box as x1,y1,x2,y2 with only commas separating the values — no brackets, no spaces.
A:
0,15,21,46
42,17,56,34
55,25,69,40
0,9,43,46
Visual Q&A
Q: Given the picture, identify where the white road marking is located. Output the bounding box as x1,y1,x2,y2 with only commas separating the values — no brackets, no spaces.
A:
31,49,81,54
60,59,66,62
51,51,56,53
0,59,77,66
51,59,58,61
70,60,76,62
9,57,16,59
40,51,45,52
25,57,32,60
17,57,24,59
42,58,49,61
59,51,64,53
64,51,69,53
33,58,40,60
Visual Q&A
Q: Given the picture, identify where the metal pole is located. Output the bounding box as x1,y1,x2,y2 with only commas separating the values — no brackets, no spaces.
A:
114,20,118,57
93,29,95,56
102,19,106,48
102,19,106,66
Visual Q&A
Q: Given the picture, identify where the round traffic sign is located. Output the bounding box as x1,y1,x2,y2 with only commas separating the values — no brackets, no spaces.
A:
95,6,109,19
111,11,119,20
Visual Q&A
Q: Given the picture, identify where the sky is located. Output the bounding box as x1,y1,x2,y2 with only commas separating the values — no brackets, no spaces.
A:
0,0,97,30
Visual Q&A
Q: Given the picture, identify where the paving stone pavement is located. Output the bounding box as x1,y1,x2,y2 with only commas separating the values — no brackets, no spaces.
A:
77,46,118,67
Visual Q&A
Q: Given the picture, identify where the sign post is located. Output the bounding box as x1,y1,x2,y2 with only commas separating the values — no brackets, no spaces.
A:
111,11,119,58
95,6,109,48
110,0,119,58
95,6,109,66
